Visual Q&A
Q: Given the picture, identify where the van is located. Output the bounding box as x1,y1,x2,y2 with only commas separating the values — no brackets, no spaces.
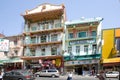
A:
35,69,60,78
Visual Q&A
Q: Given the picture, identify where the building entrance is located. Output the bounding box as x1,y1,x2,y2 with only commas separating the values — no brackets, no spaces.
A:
75,66,82,75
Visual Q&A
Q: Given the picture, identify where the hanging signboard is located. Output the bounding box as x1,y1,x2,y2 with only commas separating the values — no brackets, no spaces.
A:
0,39,9,52
69,39,96,45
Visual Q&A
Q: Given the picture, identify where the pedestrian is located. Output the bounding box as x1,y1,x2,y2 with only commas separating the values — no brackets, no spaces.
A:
98,71,105,80
0,70,4,80
67,72,72,80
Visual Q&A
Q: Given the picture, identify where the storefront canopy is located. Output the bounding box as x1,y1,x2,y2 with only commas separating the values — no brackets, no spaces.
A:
102,57,120,63
0,57,23,64
21,55,63,60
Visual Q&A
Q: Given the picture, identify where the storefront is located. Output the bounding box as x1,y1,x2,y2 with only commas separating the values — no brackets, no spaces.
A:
3,58,23,71
102,57,120,71
64,59,99,75
0,57,23,71
21,55,64,73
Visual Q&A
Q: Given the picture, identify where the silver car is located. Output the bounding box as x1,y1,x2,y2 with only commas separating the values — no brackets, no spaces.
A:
105,71,119,78
35,69,60,78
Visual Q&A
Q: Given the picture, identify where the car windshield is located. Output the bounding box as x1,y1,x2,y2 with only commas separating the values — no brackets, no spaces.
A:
12,70,32,75
48,69,57,72
107,71,119,74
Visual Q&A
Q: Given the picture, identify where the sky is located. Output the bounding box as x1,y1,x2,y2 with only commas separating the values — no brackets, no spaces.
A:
0,0,120,36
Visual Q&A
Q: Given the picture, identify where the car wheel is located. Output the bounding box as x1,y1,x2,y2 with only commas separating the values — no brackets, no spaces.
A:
117,75,119,78
36,74,40,77
18,78,23,80
51,74,56,78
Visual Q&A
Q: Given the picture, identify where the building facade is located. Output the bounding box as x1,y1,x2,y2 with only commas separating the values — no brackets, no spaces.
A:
21,3,66,73
101,28,120,71
64,17,103,75
0,33,8,67
4,35,23,71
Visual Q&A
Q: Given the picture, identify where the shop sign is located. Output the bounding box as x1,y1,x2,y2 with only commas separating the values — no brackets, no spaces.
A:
0,39,9,52
65,59,99,66
69,39,95,45
39,59,42,64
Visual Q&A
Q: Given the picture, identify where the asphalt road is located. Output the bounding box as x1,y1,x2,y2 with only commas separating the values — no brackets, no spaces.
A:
35,75,119,80
35,75,99,80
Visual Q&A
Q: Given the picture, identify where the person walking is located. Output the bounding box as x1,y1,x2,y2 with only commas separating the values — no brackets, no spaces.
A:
98,71,105,80
67,72,72,80
0,70,4,80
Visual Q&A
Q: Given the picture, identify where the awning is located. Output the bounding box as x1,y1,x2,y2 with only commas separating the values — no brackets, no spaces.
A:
21,55,63,60
103,62,120,67
102,57,120,63
4,59,23,63
0,57,9,65
0,58,23,64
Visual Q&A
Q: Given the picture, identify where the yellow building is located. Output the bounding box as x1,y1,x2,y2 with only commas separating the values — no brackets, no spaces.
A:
101,28,120,71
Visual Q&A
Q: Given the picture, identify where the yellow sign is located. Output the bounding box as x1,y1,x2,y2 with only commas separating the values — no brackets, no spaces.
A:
102,58,120,63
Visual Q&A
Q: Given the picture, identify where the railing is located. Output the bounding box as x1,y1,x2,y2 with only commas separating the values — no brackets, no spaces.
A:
24,37,61,45
68,36,97,40
24,23,64,33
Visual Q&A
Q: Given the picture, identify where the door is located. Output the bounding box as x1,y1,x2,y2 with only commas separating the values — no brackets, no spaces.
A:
78,67,82,75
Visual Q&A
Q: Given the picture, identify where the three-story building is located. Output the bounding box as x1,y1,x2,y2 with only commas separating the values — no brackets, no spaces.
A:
64,17,103,75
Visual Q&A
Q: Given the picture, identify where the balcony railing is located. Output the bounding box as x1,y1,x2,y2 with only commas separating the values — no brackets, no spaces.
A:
67,36,97,40
24,23,64,33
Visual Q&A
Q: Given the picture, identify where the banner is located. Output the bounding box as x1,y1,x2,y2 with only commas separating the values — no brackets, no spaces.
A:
0,39,9,52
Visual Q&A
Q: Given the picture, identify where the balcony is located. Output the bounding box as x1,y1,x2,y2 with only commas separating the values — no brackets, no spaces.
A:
23,40,62,47
30,41,62,46
67,36,97,41
23,23,64,35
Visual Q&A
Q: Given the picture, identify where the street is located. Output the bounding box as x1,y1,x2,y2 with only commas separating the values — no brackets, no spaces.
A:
35,75,119,80
35,75,99,80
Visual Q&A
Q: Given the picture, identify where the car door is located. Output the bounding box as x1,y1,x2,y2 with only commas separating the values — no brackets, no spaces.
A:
40,70,46,76
106,71,112,77
47,70,51,76
11,71,17,80
14,71,23,80
3,72,12,80
112,71,119,77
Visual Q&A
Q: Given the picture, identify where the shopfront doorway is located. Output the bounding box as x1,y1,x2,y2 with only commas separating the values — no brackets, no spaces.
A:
75,66,82,75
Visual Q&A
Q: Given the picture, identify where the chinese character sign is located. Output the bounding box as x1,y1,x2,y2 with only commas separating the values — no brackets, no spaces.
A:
0,39,9,52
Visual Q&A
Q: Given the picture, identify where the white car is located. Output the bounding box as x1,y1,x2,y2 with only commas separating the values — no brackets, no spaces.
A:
35,69,60,78
105,71,119,78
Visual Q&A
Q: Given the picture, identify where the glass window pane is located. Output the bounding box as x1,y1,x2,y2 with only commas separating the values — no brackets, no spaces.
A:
78,32,86,38
84,45,88,54
69,33,73,38
92,31,96,36
51,47,57,55
68,47,72,53
51,34,57,41
76,46,80,54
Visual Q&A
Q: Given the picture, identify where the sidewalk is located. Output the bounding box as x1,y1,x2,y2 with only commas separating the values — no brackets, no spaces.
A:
60,74,97,79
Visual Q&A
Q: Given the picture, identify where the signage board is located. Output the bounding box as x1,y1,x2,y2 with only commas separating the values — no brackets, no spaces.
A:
69,39,96,45
0,39,9,52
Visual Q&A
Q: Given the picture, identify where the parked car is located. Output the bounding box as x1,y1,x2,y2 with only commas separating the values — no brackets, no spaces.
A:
35,69,60,78
3,69,35,80
105,71,119,78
